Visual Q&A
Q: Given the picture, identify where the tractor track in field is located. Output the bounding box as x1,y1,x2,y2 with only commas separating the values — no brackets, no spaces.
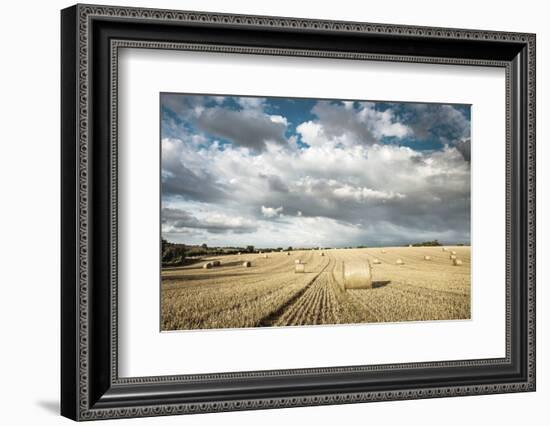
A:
257,257,333,327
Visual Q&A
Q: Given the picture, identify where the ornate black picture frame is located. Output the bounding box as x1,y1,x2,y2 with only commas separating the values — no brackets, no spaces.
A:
61,4,536,421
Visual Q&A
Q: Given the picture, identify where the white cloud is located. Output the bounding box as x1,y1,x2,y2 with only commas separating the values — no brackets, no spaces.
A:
296,121,327,147
342,101,354,110
332,184,405,202
162,207,257,234
408,104,470,142
237,97,265,110
162,135,470,243
357,105,410,138
195,107,288,151
296,101,411,148
261,205,284,218
161,98,471,247
269,115,288,126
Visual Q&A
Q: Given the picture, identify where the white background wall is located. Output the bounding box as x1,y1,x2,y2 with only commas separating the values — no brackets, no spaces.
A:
0,0,546,424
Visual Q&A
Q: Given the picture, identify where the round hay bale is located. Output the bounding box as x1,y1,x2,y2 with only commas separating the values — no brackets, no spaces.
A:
237,252,241,256
294,259,302,264
286,252,290,255
243,261,251,267
424,256,431,261
372,258,381,264
320,252,325,256
451,250,457,255
453,258,463,266
264,254,268,259
449,254,457,260
295,263,306,273
212,260,221,267
442,247,448,252
395,258,404,265
408,244,413,247
203,262,213,269
343,261,372,289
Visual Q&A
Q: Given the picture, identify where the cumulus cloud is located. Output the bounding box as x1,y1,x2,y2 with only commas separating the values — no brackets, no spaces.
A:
162,207,257,234
269,115,288,126
261,206,284,218
162,138,470,245
161,138,227,202
332,184,405,202
296,101,410,148
395,103,471,161
237,96,265,110
296,121,326,147
195,107,287,152
259,173,289,193
160,95,471,247
161,93,290,152
456,137,471,162
406,104,470,141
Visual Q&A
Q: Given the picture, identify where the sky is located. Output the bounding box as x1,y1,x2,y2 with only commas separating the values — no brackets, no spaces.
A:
160,93,471,248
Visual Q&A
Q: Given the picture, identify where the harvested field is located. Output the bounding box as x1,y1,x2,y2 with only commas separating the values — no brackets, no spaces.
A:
161,246,471,331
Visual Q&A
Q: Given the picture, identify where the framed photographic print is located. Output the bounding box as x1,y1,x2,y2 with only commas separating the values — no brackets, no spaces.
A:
61,4,536,421
159,93,474,331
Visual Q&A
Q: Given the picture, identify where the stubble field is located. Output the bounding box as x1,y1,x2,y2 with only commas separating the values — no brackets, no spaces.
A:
161,246,471,331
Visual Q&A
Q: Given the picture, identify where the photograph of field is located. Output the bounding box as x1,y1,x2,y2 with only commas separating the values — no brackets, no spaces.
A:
160,93,471,331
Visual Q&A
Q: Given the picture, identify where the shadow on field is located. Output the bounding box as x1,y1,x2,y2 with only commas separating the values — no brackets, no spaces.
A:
162,273,249,281
213,260,251,268
171,259,254,270
162,259,205,270
162,263,318,282
372,280,391,288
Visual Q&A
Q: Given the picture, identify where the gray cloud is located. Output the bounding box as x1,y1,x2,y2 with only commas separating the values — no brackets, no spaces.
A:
162,161,226,203
259,173,289,193
400,104,471,162
161,94,220,118
312,101,377,144
405,104,469,140
162,208,257,234
161,96,471,247
195,107,287,152
165,143,469,246
254,176,468,241
456,138,471,162
298,101,410,148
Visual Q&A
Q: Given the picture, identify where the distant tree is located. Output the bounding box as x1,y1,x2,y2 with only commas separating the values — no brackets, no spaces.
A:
411,239,442,247
187,246,208,256
246,245,254,253
201,243,208,249
286,246,293,252
162,241,187,265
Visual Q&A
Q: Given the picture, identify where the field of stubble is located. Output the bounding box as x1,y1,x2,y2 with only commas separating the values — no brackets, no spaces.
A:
161,247,471,331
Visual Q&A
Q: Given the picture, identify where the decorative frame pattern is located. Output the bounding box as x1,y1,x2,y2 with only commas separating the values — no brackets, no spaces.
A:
61,4,536,421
